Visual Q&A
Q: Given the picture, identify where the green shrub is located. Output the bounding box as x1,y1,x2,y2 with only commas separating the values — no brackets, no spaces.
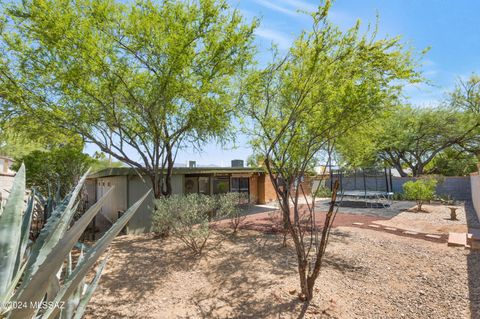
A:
153,194,216,255
402,178,437,212
217,192,251,233
153,193,252,253
314,186,332,198
0,164,148,318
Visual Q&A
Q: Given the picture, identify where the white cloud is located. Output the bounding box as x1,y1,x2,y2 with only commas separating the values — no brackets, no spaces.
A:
255,27,293,50
254,0,299,16
253,0,318,17
278,0,317,13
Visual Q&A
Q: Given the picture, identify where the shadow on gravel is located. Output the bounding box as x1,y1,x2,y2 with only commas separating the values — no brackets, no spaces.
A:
465,202,480,318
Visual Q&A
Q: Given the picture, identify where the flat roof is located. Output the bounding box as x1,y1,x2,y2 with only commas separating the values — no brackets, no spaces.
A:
88,166,265,179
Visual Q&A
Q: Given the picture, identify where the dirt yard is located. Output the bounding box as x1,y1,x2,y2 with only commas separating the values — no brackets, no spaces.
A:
374,203,468,234
85,226,480,318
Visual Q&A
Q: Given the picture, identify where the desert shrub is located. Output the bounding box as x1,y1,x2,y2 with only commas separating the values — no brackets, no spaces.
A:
403,178,437,212
314,185,332,198
217,192,251,233
153,194,217,255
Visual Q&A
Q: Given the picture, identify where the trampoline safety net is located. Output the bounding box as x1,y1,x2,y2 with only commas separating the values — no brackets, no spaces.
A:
328,168,394,208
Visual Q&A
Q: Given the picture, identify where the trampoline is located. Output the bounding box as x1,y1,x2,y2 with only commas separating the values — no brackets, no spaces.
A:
329,167,394,208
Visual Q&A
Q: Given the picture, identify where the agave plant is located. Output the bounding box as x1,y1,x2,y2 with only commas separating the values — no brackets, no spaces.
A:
0,164,150,318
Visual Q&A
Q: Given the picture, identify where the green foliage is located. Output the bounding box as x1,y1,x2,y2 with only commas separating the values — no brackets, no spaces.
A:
337,75,480,175
0,0,258,198
11,143,93,197
90,152,124,173
152,193,250,253
217,192,251,233
153,194,217,255
314,186,332,198
0,164,149,318
403,178,437,212
0,127,42,158
243,3,421,302
426,148,478,176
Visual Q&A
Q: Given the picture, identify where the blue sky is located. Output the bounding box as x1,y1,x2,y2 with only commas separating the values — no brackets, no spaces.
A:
89,0,480,167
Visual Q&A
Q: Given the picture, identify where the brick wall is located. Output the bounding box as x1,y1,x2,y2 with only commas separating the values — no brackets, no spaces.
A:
249,174,258,203
256,174,314,204
258,174,277,204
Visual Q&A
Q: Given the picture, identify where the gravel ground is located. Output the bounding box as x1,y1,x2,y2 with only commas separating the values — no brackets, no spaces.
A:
374,203,468,234
85,227,480,319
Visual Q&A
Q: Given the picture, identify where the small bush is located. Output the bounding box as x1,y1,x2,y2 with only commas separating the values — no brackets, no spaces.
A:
217,192,251,233
153,193,254,253
314,186,332,198
153,194,216,255
402,178,437,212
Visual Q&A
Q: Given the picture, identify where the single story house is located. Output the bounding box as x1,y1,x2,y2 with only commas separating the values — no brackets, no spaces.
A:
85,160,285,234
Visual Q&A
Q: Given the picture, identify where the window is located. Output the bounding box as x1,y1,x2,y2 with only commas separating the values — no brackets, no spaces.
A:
198,177,210,195
185,177,198,194
213,177,230,194
231,177,249,193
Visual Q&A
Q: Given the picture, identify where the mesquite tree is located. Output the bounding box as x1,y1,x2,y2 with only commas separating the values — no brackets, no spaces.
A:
0,0,257,198
243,3,421,303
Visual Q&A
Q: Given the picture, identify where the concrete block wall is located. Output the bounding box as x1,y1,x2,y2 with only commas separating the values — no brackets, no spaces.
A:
392,176,472,201
325,176,472,201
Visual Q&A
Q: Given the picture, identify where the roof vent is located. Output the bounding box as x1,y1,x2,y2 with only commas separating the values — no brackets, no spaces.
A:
188,161,197,168
231,160,244,168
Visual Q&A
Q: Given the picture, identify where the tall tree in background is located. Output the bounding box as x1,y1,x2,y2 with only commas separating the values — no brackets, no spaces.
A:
450,74,480,160
11,142,93,196
336,76,480,176
243,2,421,303
0,0,257,198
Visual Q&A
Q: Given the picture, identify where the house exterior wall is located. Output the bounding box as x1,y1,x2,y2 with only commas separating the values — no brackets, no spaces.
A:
471,172,480,221
125,174,183,235
258,174,277,204
0,174,14,204
95,176,128,230
249,174,258,202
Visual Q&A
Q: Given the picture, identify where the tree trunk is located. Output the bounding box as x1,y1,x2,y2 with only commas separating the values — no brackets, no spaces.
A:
162,144,175,196
151,174,163,199
394,163,408,177
298,261,309,301
412,163,425,177
417,201,423,212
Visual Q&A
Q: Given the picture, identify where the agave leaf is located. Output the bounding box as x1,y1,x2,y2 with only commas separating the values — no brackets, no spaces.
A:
9,186,115,319
21,169,90,283
45,275,60,302
0,164,25,300
13,189,35,276
72,256,109,319
1,260,27,308
42,191,150,319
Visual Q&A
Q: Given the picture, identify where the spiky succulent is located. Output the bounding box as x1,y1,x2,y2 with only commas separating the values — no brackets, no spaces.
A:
0,164,149,318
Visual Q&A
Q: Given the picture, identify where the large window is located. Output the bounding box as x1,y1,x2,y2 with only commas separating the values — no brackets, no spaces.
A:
231,177,249,194
198,177,210,195
213,177,230,194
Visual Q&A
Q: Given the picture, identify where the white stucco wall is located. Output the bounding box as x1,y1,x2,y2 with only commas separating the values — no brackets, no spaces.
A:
95,176,128,229
0,174,14,204
471,173,480,221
